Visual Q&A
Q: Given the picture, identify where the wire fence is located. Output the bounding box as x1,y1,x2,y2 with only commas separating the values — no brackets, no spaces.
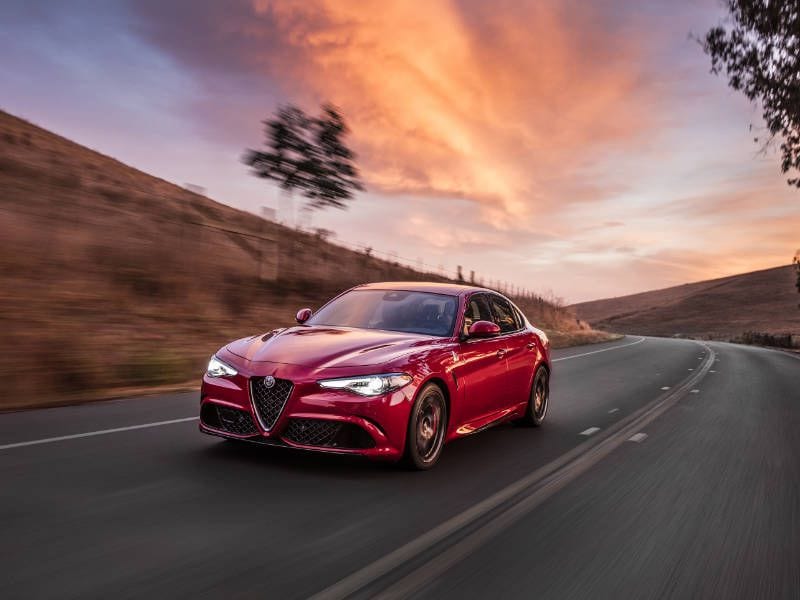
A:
243,217,547,302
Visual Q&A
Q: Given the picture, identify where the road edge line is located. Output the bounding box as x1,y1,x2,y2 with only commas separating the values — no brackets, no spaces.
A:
552,336,645,362
0,417,199,451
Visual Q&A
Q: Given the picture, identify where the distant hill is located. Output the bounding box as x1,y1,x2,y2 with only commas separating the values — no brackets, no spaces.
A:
0,110,603,409
572,265,800,339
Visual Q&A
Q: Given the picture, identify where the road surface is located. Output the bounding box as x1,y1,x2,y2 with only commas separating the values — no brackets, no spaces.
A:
0,336,798,599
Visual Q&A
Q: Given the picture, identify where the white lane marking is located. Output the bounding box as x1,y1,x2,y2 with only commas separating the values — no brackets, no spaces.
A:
688,368,694,371
628,433,648,443
690,389,700,394
552,336,645,362
0,417,199,451
608,408,619,414
660,386,671,390
710,370,716,373
580,427,601,436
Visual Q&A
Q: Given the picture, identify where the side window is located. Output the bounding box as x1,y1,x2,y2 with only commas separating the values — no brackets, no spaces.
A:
488,296,519,334
462,293,493,336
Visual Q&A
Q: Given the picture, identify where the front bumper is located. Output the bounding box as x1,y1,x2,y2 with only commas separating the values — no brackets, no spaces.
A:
199,364,415,461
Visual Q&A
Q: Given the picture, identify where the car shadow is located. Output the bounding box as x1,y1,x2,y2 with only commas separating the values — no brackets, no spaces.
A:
198,437,396,477
192,419,570,484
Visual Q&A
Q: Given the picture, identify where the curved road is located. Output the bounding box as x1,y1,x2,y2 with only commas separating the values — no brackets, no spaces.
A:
0,336,798,598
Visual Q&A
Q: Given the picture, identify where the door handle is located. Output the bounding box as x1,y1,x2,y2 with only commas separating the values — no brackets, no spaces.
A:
497,349,507,358
526,342,535,350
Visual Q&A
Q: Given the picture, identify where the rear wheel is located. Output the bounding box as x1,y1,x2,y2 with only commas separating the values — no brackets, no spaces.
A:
403,383,447,470
518,367,549,426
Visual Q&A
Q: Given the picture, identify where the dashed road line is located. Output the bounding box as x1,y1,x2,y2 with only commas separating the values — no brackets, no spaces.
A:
628,433,648,443
580,427,601,436
660,386,671,390
690,389,700,394
608,408,619,414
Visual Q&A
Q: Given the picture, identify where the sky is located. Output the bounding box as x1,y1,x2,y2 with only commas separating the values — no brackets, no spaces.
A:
1,0,797,303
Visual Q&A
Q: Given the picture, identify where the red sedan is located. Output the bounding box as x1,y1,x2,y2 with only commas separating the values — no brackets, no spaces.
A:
200,282,551,469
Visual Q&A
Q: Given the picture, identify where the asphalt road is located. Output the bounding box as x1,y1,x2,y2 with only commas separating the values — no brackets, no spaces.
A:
0,336,797,599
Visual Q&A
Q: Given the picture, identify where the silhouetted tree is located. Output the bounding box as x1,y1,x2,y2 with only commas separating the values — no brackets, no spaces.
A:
244,104,364,218
701,0,800,187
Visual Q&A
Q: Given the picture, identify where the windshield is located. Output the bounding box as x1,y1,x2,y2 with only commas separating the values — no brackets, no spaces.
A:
307,289,458,337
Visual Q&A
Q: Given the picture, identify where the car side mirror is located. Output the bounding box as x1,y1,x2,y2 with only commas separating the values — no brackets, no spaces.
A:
296,308,313,324
468,320,500,338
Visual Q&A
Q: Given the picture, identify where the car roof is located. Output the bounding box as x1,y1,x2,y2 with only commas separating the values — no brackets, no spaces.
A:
352,281,495,296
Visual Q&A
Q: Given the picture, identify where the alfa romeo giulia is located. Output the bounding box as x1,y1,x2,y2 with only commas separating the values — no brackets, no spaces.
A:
200,282,551,469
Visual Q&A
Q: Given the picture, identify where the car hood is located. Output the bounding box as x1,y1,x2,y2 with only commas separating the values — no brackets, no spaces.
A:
226,326,445,369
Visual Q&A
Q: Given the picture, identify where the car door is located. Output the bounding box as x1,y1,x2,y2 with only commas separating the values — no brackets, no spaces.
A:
487,294,536,410
453,293,509,429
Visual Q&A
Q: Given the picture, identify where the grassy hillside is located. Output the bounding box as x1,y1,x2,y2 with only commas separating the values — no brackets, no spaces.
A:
572,265,800,341
0,110,605,409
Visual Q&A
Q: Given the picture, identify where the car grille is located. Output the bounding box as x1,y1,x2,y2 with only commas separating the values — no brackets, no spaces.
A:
250,376,293,430
201,404,258,436
283,419,375,449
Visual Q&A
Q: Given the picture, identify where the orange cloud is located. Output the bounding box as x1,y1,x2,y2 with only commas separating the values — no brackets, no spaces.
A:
250,0,655,225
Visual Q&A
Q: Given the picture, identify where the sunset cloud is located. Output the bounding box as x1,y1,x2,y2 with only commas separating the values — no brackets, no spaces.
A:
256,0,653,221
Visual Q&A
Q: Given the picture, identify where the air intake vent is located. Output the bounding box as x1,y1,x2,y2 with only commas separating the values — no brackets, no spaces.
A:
201,404,258,436
283,419,375,449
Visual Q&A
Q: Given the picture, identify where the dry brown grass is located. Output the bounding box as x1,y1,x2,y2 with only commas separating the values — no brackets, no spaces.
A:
572,265,800,341
0,110,608,410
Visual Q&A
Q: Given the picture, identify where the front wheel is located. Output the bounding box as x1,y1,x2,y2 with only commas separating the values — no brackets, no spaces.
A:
402,383,448,470
518,367,549,427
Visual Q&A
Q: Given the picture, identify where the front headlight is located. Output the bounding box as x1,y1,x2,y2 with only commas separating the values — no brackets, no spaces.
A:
318,373,413,396
207,355,238,378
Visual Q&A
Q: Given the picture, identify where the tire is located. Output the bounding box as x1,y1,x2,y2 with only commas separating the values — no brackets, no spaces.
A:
518,367,549,427
402,382,448,470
